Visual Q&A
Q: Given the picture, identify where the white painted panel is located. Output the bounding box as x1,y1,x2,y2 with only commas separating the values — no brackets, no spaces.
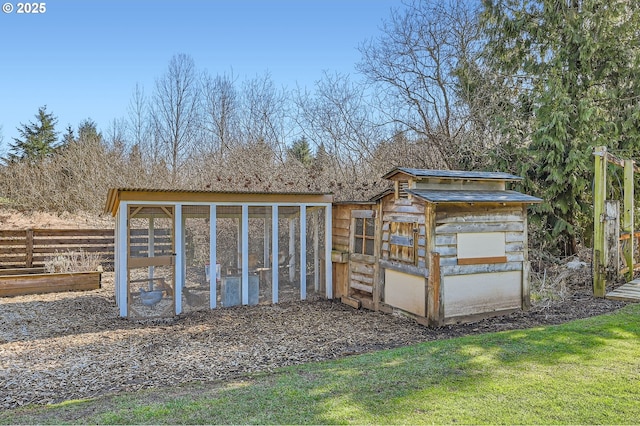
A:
444,271,521,318
457,232,505,259
384,269,425,316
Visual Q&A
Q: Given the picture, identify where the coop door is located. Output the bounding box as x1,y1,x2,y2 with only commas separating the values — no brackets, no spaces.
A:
127,205,175,318
348,210,376,298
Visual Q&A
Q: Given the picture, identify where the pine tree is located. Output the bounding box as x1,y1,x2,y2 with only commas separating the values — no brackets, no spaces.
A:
288,137,313,167
7,106,59,162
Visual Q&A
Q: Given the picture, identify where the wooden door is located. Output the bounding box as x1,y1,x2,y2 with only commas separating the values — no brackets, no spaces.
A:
127,205,175,318
348,210,377,306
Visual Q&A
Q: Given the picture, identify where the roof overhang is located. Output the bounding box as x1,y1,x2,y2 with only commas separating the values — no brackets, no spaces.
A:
382,167,523,182
406,189,542,204
104,188,334,217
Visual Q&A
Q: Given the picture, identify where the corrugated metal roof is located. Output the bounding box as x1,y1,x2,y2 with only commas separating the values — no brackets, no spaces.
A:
406,189,542,204
104,188,334,216
109,187,330,196
382,167,523,181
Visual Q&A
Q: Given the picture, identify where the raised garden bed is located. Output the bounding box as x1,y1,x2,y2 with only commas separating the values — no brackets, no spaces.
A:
0,270,101,297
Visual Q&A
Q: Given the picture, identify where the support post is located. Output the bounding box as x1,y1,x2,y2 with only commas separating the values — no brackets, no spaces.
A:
209,205,217,309
593,146,607,297
148,218,155,281
175,204,183,315
272,205,279,303
289,218,296,281
25,229,34,268
325,205,333,299
300,206,307,300
242,205,249,305
117,203,128,316
623,159,635,281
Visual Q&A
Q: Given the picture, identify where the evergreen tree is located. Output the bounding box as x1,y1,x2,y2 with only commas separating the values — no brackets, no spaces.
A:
481,0,640,255
288,137,313,166
7,106,59,162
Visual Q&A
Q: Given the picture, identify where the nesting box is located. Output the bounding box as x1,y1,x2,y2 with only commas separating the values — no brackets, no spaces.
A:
332,168,541,326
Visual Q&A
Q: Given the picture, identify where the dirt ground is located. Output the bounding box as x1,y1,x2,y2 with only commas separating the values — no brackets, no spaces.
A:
0,210,630,409
0,271,627,409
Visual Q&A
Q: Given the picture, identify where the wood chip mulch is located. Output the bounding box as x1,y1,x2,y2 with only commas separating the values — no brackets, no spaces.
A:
0,273,627,409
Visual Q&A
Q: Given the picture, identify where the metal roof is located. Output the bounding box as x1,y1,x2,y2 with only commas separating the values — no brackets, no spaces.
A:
104,188,334,216
406,189,542,204
382,167,523,181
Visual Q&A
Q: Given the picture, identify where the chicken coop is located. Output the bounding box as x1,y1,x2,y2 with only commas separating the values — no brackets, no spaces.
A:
332,168,541,326
105,189,333,319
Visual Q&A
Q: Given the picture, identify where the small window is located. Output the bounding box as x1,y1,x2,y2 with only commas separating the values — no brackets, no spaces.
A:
389,221,416,263
353,217,375,256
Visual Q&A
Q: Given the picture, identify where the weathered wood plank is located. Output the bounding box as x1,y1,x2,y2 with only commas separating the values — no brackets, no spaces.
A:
0,267,46,276
435,235,456,246
441,262,523,276
435,213,523,224
505,232,524,243
350,262,374,275
0,271,101,297
379,259,428,277
436,222,524,234
383,214,425,224
350,282,373,293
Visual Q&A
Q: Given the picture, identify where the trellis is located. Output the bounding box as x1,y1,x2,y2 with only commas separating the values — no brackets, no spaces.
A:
593,146,639,297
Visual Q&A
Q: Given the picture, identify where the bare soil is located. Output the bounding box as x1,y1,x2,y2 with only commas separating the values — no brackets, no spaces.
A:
0,271,626,409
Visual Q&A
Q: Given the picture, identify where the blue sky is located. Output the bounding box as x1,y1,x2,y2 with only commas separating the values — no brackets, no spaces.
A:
0,0,402,149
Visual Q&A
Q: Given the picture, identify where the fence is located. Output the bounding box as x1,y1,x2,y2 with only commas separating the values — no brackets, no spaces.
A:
0,229,115,269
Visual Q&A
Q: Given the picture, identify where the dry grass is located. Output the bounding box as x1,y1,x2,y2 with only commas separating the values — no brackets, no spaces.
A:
44,250,104,273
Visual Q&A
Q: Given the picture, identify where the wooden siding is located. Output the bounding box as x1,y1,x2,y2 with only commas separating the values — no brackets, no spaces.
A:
434,206,526,276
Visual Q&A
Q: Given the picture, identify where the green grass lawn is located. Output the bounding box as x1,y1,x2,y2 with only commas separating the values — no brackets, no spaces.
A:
3,303,640,425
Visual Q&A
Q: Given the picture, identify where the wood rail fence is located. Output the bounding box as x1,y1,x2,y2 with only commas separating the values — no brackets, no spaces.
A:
0,229,115,269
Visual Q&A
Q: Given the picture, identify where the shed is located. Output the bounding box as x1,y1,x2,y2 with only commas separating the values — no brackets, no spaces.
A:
332,167,542,326
104,189,333,319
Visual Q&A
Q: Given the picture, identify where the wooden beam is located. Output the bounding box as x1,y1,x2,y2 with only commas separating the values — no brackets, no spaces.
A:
210,205,217,309
272,205,279,303
427,251,442,326
457,256,508,265
593,146,607,297
300,205,307,300
623,160,635,281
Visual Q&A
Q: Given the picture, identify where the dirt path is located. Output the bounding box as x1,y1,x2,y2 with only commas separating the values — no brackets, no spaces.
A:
0,272,627,409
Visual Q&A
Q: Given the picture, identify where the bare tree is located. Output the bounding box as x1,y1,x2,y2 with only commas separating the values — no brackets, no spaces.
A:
358,0,482,169
239,72,289,157
201,71,239,156
294,71,384,182
150,53,201,184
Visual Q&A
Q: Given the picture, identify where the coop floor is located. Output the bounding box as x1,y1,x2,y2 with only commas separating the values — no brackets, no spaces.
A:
0,272,627,409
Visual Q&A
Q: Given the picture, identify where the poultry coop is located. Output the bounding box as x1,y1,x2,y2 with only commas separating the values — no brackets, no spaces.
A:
105,189,333,319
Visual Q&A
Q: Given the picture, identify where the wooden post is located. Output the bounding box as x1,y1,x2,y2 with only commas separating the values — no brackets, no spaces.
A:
300,205,307,300
25,229,34,268
604,201,620,280
593,146,607,297
623,159,635,281
427,251,441,326
272,205,279,303
210,205,217,309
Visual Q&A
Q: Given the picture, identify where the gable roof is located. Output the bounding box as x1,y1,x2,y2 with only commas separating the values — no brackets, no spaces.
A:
382,167,523,182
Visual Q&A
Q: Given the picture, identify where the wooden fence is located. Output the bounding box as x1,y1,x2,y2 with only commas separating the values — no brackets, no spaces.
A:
0,229,115,269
